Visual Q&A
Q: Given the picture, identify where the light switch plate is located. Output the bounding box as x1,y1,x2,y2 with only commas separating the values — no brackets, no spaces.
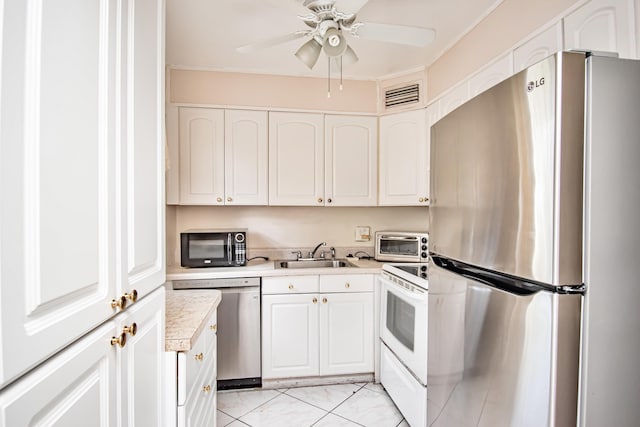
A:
355,226,371,242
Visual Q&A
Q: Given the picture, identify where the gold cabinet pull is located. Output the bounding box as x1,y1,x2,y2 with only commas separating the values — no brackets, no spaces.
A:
327,198,332,203
202,385,211,393
216,197,222,202
195,352,203,361
312,297,318,304
345,283,350,288
111,296,127,311
288,284,294,290
425,197,429,202
123,323,137,337
124,289,138,303
317,198,323,203
322,297,328,304
110,332,127,348
419,197,424,203
210,324,217,332
227,197,232,202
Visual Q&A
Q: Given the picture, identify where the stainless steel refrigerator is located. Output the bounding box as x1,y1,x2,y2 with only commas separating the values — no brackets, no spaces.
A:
428,51,640,427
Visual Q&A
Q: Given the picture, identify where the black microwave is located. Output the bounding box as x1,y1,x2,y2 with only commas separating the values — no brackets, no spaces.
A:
180,229,247,268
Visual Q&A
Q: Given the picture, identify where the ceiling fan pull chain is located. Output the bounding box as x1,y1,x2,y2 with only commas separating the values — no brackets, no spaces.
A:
327,56,331,98
340,56,343,91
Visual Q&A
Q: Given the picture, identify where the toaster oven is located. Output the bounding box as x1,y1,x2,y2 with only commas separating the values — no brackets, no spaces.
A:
375,231,429,263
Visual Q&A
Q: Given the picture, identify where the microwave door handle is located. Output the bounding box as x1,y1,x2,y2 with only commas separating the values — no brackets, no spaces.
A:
227,233,232,261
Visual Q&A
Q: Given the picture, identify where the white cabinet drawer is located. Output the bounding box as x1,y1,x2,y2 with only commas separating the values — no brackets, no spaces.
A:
320,274,374,293
262,276,319,294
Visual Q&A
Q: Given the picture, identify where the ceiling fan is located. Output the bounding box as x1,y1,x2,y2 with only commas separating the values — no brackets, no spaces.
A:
236,0,436,71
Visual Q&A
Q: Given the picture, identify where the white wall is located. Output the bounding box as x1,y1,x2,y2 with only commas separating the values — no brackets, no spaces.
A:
167,205,428,265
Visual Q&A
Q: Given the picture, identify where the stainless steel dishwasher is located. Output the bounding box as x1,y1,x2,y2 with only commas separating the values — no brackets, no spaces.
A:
173,277,261,390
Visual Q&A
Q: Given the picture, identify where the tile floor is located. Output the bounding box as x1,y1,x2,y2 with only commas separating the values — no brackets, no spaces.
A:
217,383,408,427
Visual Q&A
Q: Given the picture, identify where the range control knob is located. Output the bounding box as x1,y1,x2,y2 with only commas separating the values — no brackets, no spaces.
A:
421,245,427,250
421,252,428,258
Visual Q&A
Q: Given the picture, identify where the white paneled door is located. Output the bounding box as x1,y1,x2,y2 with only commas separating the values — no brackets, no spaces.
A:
0,0,119,387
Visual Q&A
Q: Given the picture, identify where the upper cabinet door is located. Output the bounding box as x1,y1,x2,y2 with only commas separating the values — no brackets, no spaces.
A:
513,22,564,73
564,0,637,59
0,0,119,387
225,110,269,205
120,0,165,299
269,112,325,206
325,115,378,206
379,110,429,206
179,107,225,205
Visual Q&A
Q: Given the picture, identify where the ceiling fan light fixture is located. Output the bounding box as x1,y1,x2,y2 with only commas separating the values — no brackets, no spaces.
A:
294,38,322,69
322,27,347,57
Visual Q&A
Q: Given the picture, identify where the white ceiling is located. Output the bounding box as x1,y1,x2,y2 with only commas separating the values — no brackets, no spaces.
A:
166,0,502,80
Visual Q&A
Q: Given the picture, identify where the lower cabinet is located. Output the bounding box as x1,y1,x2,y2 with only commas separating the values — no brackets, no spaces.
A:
262,274,374,380
176,308,218,427
0,286,167,426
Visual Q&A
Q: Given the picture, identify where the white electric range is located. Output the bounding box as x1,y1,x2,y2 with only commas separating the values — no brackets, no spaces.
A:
379,262,429,427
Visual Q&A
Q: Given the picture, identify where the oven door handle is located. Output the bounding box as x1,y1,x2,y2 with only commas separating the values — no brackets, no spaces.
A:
379,236,419,241
380,276,427,302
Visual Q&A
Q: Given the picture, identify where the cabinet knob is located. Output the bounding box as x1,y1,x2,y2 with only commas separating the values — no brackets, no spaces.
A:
210,324,217,332
425,197,429,202
202,385,211,393
312,297,318,304
288,284,294,290
419,197,424,203
110,332,127,348
322,297,327,304
327,198,332,203
345,283,350,288
195,352,203,361
227,197,232,202
110,296,127,311
124,289,138,303
317,198,323,203
123,323,137,337
216,197,222,203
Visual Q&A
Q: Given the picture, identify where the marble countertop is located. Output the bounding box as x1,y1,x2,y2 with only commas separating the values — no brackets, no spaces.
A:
166,258,385,281
165,289,222,352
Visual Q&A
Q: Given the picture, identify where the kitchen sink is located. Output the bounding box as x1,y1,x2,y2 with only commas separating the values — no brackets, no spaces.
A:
275,259,355,269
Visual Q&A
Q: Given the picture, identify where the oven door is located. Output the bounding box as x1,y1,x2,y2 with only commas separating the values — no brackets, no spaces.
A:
181,232,232,267
379,274,428,384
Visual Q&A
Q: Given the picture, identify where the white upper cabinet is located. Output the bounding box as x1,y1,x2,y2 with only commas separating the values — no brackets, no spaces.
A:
177,108,269,205
438,82,470,119
469,53,514,97
269,112,325,206
513,22,564,73
379,110,429,206
179,107,225,204
564,0,637,59
0,0,165,390
225,110,269,205
325,115,378,206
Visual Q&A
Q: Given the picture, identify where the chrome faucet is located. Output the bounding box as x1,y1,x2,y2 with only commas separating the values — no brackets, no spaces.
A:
309,242,327,259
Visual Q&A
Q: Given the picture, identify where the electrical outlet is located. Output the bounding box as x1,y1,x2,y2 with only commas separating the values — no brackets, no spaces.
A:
355,226,370,242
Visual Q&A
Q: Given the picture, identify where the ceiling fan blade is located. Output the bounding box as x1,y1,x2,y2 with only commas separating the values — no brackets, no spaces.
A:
334,0,369,14
236,32,309,54
263,0,314,17
351,22,435,47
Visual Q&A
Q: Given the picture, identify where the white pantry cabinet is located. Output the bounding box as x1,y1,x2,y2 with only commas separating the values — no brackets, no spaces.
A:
379,110,429,206
563,0,637,59
324,115,378,206
0,287,166,426
269,112,325,205
0,0,166,407
262,274,374,379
